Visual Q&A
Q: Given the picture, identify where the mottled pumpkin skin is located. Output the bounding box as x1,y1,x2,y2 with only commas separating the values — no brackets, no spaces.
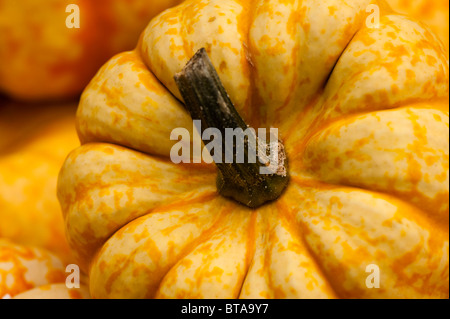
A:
0,239,90,299
386,0,449,52
12,283,90,299
0,0,182,101
58,0,449,299
0,102,79,262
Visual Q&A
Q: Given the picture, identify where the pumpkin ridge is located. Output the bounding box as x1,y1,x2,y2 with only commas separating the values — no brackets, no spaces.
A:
90,197,232,298
81,189,219,272
235,210,258,299
275,200,340,298
295,181,449,233
284,183,449,298
300,106,449,224
264,207,279,298
239,204,272,299
288,100,448,163
153,200,243,298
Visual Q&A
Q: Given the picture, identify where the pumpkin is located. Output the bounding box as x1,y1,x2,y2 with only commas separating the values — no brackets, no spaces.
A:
58,0,449,299
386,0,449,53
0,239,90,299
12,283,90,299
0,101,79,262
0,0,183,101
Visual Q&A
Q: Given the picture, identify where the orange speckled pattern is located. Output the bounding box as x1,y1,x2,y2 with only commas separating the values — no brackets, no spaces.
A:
386,0,449,53
58,0,449,298
0,0,183,101
0,240,91,299
0,239,64,297
12,284,91,299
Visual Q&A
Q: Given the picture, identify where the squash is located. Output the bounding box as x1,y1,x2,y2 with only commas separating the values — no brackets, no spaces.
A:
0,239,90,299
58,0,449,299
12,284,90,299
386,0,449,53
0,102,79,262
0,0,183,101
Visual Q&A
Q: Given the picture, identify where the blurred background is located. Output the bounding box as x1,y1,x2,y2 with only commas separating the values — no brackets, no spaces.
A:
0,0,448,298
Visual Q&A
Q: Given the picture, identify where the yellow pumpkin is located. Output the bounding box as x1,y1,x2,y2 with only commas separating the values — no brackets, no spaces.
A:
0,239,90,299
386,0,449,53
58,0,449,299
12,284,90,299
0,102,79,262
0,0,183,101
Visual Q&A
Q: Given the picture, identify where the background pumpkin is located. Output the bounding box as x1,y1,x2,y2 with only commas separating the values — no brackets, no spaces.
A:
0,101,79,262
0,239,90,299
12,283,90,299
0,0,183,101
386,0,449,53
58,0,449,299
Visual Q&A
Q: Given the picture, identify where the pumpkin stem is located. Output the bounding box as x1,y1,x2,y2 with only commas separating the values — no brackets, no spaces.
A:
174,48,289,208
